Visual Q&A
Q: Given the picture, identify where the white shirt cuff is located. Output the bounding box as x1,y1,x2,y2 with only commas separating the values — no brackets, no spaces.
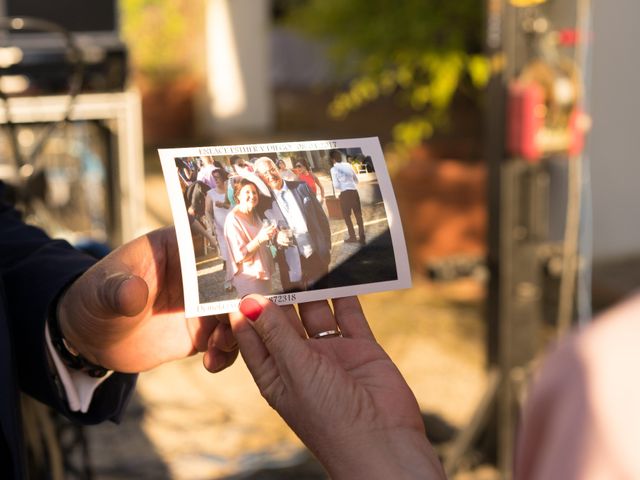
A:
45,323,113,413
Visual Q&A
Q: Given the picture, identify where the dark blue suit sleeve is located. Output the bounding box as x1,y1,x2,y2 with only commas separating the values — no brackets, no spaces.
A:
0,184,136,424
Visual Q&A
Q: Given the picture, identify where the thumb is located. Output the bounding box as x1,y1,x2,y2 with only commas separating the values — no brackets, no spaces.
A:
236,295,308,377
95,272,149,318
57,269,149,364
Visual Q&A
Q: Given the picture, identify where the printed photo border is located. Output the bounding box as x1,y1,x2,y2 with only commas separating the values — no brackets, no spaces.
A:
159,137,411,317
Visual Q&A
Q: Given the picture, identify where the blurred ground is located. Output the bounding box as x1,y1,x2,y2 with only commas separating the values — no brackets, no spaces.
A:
84,151,493,479
87,280,489,480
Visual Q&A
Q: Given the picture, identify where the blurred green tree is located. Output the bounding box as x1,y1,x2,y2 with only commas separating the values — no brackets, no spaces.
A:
283,0,489,147
120,0,204,81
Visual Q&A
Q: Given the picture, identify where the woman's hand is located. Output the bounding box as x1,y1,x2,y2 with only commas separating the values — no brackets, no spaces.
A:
229,295,445,480
256,222,276,245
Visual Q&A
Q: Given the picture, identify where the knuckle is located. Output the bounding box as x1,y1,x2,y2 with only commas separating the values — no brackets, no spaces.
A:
261,376,285,408
254,361,285,406
258,313,285,347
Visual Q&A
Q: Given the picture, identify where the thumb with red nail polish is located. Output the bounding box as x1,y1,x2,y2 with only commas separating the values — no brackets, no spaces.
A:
233,295,306,361
239,296,264,321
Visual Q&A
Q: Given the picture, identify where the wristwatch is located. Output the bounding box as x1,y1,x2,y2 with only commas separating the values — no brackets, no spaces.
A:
48,304,109,378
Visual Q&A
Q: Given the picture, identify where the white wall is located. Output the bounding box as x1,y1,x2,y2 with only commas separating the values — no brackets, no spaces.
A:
590,0,640,261
198,0,273,134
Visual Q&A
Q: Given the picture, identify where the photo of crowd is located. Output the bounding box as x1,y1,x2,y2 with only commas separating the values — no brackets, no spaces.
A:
173,144,400,306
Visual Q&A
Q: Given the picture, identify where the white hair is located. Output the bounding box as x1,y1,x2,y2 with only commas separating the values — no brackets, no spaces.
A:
254,156,276,170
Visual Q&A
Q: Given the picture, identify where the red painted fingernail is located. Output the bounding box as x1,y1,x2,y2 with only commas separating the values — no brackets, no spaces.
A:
240,297,263,321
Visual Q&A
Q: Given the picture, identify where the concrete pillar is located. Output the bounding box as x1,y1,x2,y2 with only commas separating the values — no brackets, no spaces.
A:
199,0,273,134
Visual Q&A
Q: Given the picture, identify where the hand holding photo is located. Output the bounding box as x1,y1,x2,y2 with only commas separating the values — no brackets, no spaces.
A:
159,137,411,316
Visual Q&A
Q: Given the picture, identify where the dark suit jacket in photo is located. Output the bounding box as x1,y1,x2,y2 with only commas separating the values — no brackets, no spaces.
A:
261,180,332,290
267,180,332,261
283,180,331,266
0,183,137,479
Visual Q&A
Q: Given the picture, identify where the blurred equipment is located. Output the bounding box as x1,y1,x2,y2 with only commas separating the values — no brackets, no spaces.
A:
425,255,487,283
443,1,593,478
0,0,127,94
506,20,590,162
3,0,118,32
0,96,145,246
1,11,143,479
0,13,143,247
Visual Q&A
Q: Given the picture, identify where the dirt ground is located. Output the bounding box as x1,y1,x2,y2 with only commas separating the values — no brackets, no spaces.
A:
85,152,493,479
86,279,489,480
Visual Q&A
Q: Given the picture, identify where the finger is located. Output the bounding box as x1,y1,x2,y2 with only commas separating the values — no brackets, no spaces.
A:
134,227,184,310
298,300,338,338
228,303,304,381
228,308,270,376
236,295,309,376
203,345,239,373
280,304,307,338
186,315,220,353
111,227,178,299
216,313,231,325
331,296,375,341
204,323,239,370
113,275,149,316
92,272,149,319
209,322,238,353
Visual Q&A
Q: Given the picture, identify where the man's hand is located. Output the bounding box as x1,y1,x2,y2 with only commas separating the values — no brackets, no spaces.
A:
275,229,293,247
57,227,238,373
230,295,445,479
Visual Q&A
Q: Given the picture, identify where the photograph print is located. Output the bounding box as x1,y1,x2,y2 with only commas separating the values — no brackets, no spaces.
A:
159,137,411,316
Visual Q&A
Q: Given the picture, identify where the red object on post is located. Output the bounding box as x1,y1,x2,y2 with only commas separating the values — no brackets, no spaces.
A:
558,29,580,46
507,81,545,162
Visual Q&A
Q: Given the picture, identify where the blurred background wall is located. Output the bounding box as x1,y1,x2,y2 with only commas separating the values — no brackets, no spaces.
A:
589,0,640,262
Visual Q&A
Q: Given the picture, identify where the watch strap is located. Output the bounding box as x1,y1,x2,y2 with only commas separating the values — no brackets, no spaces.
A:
48,302,109,378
